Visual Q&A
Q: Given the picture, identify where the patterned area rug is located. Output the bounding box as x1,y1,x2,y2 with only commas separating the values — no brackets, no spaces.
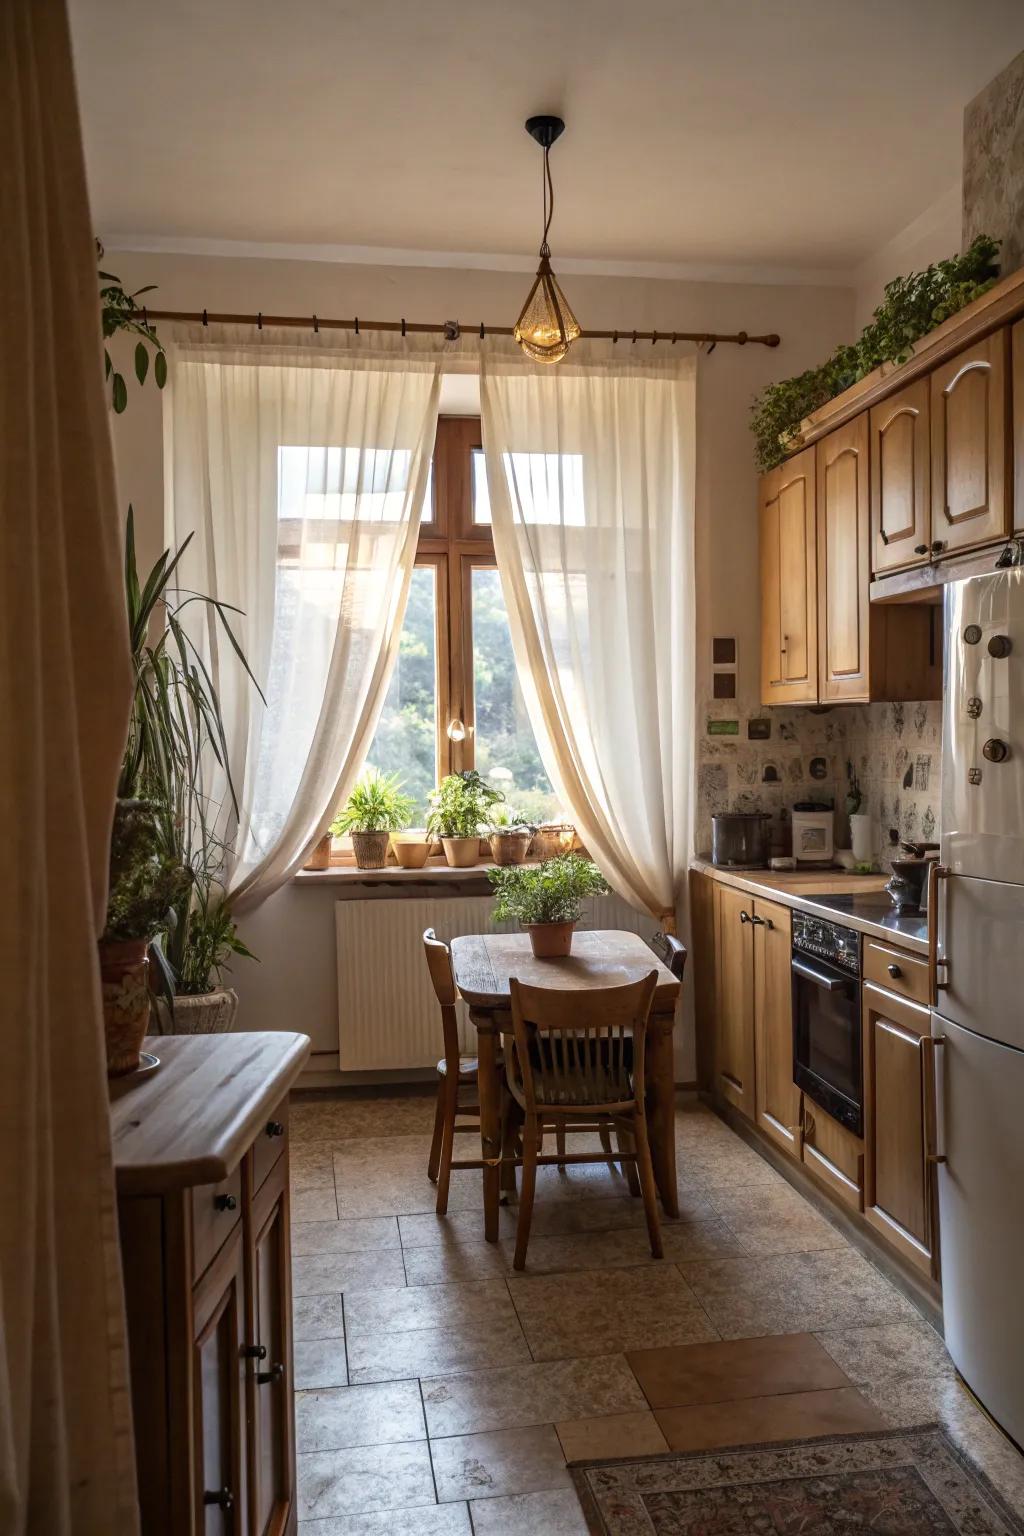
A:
570,1426,1024,1535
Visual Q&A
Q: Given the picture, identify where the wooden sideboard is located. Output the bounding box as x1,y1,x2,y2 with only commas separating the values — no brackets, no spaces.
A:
111,1031,310,1536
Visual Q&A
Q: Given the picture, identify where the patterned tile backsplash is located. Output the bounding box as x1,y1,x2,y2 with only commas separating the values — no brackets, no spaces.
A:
696,698,942,871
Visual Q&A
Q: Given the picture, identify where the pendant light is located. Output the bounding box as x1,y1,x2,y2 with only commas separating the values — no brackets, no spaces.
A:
514,115,581,364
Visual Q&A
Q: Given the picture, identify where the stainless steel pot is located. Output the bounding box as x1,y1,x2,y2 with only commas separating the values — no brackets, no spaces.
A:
711,811,771,870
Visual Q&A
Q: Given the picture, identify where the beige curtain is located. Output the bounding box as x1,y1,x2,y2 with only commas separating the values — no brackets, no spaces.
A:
480,340,697,924
0,2,138,1532
165,327,441,911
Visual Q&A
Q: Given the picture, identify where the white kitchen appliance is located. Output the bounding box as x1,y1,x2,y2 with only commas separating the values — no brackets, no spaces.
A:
791,803,834,864
934,565,1024,1450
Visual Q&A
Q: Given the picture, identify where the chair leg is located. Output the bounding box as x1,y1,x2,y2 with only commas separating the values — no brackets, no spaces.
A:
598,1122,615,1171
616,1124,641,1196
427,1079,445,1184
514,1115,540,1271
500,1090,518,1199
435,1077,458,1216
556,1123,566,1168
633,1111,664,1260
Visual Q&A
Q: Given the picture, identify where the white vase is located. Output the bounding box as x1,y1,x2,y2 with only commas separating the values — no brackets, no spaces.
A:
849,813,873,865
171,987,239,1034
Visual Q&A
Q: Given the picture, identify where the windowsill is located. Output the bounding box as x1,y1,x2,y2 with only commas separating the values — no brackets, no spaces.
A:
294,857,539,892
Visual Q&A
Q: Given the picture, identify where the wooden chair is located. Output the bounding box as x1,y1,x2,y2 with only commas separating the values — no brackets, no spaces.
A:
650,930,687,981
505,972,662,1270
423,928,492,1215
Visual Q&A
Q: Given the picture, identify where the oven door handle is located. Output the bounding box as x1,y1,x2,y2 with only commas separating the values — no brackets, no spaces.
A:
792,957,848,992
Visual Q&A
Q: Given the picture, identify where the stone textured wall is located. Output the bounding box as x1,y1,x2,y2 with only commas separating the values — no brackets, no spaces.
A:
964,48,1024,276
696,697,942,871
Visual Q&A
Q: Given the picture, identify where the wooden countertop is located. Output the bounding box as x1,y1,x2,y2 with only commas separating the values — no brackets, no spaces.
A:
109,1031,311,1195
690,860,930,956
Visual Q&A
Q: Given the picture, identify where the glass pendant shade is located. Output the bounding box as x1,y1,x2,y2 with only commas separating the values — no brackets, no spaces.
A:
514,255,581,363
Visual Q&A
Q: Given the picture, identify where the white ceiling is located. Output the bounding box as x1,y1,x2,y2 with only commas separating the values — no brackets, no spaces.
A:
69,0,1024,278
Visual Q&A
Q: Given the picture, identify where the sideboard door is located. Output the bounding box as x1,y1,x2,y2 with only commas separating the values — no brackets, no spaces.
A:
194,1230,247,1535
249,1156,294,1536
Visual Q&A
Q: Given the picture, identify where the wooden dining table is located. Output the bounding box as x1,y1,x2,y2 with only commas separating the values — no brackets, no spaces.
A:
449,928,681,1241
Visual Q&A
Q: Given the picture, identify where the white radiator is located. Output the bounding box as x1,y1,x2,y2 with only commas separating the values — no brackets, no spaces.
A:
335,893,658,1072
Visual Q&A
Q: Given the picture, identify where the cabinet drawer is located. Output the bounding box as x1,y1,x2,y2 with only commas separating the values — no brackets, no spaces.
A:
802,1104,863,1212
191,1164,242,1283
252,1095,289,1195
863,939,930,1006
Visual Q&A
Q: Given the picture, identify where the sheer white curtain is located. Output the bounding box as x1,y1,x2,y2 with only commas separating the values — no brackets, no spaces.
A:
1,0,138,1528
165,329,441,910
480,340,696,923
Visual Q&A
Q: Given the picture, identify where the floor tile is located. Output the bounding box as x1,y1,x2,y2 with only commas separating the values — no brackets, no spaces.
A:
468,1488,589,1536
292,1250,407,1296
291,1144,338,1190
344,1280,512,1336
291,1093,439,1145
297,1440,435,1520
626,1333,851,1409
507,1265,718,1361
708,1185,848,1255
293,1188,340,1222
431,1425,568,1503
814,1320,953,1384
505,1220,742,1278
348,1316,531,1385
292,1217,401,1256
399,1210,515,1248
680,1247,916,1336
654,1384,886,1452
421,1356,647,1437
296,1380,425,1452
402,1239,510,1287
293,1294,345,1342
299,1505,471,1536
556,1409,669,1462
294,1338,349,1391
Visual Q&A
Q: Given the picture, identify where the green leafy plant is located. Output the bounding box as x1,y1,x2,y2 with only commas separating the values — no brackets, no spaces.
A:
488,804,532,832
175,868,257,995
489,853,608,926
120,507,263,997
845,762,863,818
427,770,504,839
750,235,1001,471
330,769,415,835
102,800,191,944
98,241,167,414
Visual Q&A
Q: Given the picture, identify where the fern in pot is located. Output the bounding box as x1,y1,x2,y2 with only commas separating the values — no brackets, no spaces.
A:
331,769,415,869
489,853,608,958
427,770,504,867
487,804,534,866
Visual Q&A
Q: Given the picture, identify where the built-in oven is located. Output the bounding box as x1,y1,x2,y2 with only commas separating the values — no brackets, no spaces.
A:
791,912,863,1136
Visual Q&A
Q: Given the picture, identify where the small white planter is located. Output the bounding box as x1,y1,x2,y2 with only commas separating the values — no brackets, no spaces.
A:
172,987,239,1034
849,813,874,865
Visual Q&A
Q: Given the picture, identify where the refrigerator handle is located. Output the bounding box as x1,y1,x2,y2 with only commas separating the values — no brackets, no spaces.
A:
927,863,950,1005
923,1034,947,1169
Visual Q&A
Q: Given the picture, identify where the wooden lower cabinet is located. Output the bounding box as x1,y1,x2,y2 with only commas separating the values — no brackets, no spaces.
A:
752,899,800,1155
801,1102,864,1211
863,981,938,1278
194,1230,248,1535
248,1159,295,1536
713,883,756,1119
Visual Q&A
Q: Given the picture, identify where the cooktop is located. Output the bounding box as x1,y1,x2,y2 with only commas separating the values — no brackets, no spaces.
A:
809,891,929,946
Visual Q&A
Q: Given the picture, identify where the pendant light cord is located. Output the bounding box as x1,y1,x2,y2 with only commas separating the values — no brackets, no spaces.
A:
540,143,554,258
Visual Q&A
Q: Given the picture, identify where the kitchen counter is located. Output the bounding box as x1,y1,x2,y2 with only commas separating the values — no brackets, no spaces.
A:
690,859,930,956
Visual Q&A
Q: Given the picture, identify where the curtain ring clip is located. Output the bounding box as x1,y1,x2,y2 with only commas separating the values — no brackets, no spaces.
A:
354,316,359,334
479,321,485,339
706,339,717,355
738,331,748,345
671,332,677,345
313,314,319,333
257,312,263,330
631,330,637,345
612,330,619,344
202,308,208,327
401,317,407,337
651,329,657,346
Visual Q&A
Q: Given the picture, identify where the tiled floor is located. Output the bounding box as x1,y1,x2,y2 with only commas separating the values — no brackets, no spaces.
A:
291,1089,1024,1533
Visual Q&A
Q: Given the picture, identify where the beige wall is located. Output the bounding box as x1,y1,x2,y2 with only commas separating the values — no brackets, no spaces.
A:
104,248,853,1073
851,183,962,333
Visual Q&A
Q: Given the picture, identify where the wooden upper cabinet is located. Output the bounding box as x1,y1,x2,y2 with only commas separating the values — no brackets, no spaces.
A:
817,415,871,702
759,447,817,706
713,883,756,1122
1013,319,1024,533
870,378,930,574
930,328,1011,555
752,899,800,1157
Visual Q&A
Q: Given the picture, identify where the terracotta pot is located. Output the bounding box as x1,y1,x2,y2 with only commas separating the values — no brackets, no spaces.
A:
489,829,532,866
303,833,333,871
531,824,575,861
441,835,480,868
172,987,239,1034
525,920,576,959
351,830,391,870
99,937,151,1076
391,834,432,869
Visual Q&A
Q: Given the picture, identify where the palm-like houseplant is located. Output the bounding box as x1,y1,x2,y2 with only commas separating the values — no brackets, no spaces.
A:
488,852,608,957
330,769,415,870
427,770,505,867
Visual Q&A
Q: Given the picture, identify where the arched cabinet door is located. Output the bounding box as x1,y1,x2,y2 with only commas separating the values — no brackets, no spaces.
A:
930,329,1010,556
817,415,870,702
759,446,817,706
870,378,930,575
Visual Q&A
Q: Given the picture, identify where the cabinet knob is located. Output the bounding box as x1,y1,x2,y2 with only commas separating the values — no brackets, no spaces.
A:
914,543,929,555
763,917,775,931
887,963,902,979
214,1194,237,1213
982,738,1010,763
987,634,1012,659
204,1488,234,1511
266,1120,286,1138
241,1343,267,1361
739,910,751,924
930,539,947,554
256,1362,285,1386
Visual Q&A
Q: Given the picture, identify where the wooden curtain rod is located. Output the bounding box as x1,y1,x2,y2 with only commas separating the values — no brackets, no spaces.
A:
136,308,781,349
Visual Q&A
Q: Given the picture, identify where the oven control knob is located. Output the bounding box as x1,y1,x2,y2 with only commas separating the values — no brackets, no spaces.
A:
982,738,1009,763
988,634,1012,659
967,697,983,720
964,624,982,646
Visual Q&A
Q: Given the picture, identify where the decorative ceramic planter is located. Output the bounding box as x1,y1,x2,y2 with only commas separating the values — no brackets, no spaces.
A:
99,937,151,1076
391,832,432,869
489,829,532,866
441,835,480,868
531,824,575,861
525,920,575,959
303,833,333,870
350,829,391,870
172,987,239,1034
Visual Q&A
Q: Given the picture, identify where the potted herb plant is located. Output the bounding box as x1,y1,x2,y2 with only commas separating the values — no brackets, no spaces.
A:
331,769,415,869
489,852,608,958
171,855,255,1032
487,805,534,866
100,800,191,1074
428,770,504,868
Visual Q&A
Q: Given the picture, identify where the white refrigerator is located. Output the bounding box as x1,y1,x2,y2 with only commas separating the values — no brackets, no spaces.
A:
936,565,1024,1450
